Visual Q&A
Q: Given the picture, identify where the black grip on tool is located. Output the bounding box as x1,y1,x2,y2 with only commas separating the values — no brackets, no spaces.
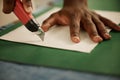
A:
25,19,39,32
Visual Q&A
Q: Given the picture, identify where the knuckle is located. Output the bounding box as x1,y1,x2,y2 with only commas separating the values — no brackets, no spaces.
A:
90,32,98,36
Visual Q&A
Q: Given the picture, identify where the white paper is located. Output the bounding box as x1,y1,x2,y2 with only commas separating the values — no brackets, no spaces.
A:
0,7,120,53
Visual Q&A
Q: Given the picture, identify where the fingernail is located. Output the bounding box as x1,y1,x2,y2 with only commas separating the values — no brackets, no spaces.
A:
71,36,80,43
24,5,33,13
2,9,12,14
104,33,111,40
93,36,103,43
41,23,51,32
41,26,49,32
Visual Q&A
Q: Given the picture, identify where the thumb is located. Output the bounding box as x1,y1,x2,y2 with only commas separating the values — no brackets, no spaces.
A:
22,0,33,13
2,0,15,14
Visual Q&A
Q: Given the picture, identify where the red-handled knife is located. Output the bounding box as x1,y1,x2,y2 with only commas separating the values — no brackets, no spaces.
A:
13,0,45,41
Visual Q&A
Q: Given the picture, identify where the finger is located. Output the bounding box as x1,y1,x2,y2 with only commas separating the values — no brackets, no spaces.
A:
82,17,103,43
3,0,15,14
69,17,81,43
99,15,120,31
22,0,33,13
92,16,111,40
41,13,58,32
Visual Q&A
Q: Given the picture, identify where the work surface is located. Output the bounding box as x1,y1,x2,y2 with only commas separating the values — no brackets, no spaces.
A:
1,8,120,53
0,0,120,77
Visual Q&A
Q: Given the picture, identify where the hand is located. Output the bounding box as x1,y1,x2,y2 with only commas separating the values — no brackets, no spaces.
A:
3,0,33,14
41,0,120,43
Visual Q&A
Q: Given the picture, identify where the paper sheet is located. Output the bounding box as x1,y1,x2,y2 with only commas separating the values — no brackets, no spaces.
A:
0,7,120,53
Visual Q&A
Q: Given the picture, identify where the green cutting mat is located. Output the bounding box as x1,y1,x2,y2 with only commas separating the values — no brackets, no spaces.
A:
0,0,120,76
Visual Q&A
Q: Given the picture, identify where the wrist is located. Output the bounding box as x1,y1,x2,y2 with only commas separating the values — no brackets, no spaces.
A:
63,0,88,7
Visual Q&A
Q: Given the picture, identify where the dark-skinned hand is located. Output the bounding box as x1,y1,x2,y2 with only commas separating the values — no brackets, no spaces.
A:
2,0,32,14
41,0,120,43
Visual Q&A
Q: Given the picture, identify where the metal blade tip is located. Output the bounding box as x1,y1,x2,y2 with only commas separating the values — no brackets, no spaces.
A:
37,32,45,41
